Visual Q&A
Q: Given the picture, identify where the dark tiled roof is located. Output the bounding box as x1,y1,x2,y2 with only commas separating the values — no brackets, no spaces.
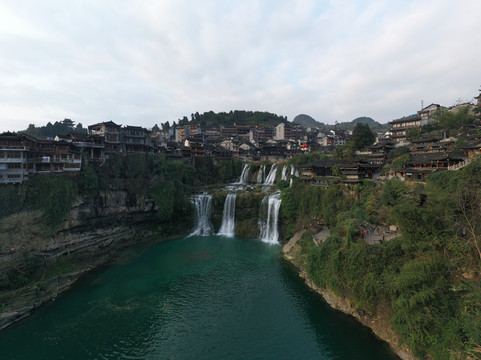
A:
389,114,421,125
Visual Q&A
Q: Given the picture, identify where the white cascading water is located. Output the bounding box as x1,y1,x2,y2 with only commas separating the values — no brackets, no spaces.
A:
290,164,299,177
217,193,236,237
264,164,277,186
257,165,265,184
237,164,250,184
281,165,289,180
189,194,214,236
289,164,298,186
259,192,282,244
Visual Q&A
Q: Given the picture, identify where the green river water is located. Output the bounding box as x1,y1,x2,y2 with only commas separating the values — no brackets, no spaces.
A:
0,236,399,359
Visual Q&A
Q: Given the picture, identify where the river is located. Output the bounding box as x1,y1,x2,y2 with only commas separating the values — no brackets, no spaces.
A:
0,236,399,359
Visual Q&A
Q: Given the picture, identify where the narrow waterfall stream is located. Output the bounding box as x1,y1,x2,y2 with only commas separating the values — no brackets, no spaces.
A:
259,192,282,243
281,165,289,180
264,164,277,186
237,164,250,184
217,193,236,237
256,165,265,184
189,194,214,236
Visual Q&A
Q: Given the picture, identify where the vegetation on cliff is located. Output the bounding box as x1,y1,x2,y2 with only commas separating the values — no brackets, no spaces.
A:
0,154,242,296
280,160,481,359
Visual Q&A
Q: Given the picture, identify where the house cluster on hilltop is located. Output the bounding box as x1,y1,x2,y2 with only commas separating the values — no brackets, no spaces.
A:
2,89,480,185
299,90,481,184
1,119,345,184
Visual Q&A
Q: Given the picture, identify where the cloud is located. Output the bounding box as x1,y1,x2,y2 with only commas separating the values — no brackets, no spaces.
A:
0,0,480,132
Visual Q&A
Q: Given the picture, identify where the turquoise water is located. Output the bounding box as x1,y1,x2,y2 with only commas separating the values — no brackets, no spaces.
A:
0,236,399,359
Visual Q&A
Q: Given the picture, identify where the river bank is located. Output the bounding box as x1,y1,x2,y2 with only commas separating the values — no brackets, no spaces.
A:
281,230,416,360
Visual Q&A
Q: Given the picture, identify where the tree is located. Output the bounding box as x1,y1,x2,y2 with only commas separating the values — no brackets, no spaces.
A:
434,106,474,132
406,127,421,141
350,123,376,150
391,154,410,169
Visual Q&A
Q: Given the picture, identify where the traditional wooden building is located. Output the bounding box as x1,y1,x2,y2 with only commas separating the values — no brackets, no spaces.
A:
121,126,152,153
0,132,36,183
88,121,121,156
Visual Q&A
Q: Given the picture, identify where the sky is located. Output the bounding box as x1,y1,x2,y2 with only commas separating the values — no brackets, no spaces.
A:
1,0,480,132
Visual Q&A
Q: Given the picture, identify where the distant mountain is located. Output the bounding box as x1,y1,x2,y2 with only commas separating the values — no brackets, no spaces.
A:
332,117,389,132
351,117,381,127
293,114,323,128
293,114,389,132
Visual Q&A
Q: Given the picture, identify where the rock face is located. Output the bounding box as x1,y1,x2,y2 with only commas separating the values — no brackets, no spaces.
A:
0,190,191,331
281,231,417,360
234,192,265,238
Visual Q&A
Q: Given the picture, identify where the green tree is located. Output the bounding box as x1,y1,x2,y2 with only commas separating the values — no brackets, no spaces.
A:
391,154,410,169
350,123,376,150
434,106,474,132
406,127,421,141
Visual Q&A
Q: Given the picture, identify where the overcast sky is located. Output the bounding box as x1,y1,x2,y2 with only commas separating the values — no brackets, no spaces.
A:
1,0,480,132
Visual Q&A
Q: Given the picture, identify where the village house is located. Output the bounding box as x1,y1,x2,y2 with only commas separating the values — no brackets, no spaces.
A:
393,152,467,182
121,125,152,153
299,159,380,185
366,142,394,165
0,132,36,184
88,121,121,157
60,132,105,164
0,132,82,184
409,137,455,155
389,104,443,143
389,115,422,143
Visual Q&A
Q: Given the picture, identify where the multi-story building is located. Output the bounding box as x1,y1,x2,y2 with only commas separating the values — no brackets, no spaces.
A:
88,121,121,156
0,132,82,184
63,133,105,164
390,104,442,143
175,126,189,143
121,126,152,153
418,103,441,121
275,123,303,140
0,132,35,184
389,115,422,143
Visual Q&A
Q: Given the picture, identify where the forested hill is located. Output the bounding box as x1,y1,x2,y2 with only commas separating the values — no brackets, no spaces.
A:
293,114,389,132
23,121,88,139
176,110,288,127
293,114,321,128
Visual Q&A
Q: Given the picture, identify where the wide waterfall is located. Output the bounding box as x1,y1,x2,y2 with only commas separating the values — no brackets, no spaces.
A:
259,192,282,244
189,194,214,236
237,164,250,184
264,164,277,186
257,165,265,184
217,193,236,237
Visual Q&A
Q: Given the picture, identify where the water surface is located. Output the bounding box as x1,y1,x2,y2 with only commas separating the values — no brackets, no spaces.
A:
0,236,398,359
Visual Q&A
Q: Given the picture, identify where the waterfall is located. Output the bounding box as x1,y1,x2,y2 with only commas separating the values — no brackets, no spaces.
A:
264,164,277,186
217,193,236,237
237,164,250,184
289,164,298,187
257,165,265,184
290,164,299,177
189,194,214,236
281,165,289,180
258,192,282,244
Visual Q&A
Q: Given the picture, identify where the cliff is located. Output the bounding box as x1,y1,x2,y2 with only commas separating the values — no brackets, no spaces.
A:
0,190,191,330
281,231,416,360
